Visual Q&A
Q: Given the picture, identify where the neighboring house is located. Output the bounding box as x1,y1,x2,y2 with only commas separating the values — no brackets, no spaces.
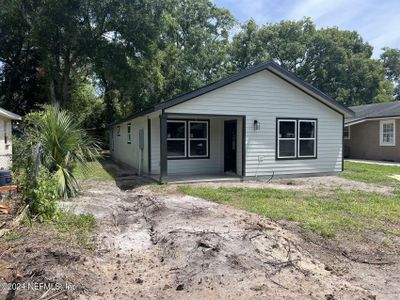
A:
0,107,22,169
344,102,400,162
110,61,353,183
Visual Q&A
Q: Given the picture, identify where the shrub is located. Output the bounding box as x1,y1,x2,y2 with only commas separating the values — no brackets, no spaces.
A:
29,167,60,222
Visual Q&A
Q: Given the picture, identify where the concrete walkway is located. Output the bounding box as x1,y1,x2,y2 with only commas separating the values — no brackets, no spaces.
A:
346,159,400,167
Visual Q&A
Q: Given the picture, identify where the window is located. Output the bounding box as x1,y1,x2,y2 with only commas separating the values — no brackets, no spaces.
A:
344,126,350,139
380,120,395,146
166,119,210,159
277,118,317,159
117,126,121,136
277,120,297,158
127,123,132,144
189,121,208,157
167,120,186,158
298,120,316,158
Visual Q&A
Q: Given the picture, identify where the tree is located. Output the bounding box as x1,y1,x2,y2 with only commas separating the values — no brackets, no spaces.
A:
0,0,46,114
150,0,235,104
229,19,266,71
229,19,393,106
380,47,400,100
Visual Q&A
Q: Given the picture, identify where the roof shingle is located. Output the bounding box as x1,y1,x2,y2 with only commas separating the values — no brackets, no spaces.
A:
346,101,400,124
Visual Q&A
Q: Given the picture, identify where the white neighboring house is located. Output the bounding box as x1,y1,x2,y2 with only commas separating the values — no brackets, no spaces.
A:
109,61,353,183
0,107,22,169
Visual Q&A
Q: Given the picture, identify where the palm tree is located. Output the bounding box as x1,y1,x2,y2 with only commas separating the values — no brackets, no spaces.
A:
32,104,101,197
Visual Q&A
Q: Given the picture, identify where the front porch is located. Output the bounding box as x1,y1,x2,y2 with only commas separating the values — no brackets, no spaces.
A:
151,173,242,184
157,113,246,183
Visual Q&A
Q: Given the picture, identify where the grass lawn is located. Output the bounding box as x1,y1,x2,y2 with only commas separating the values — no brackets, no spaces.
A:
74,160,118,181
179,186,400,238
340,161,400,186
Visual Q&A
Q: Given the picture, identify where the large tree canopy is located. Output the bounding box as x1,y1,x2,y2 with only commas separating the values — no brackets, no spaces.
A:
229,19,393,106
380,47,400,100
0,0,398,128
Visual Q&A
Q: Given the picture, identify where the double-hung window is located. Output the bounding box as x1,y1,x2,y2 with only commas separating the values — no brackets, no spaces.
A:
167,120,186,158
277,118,317,159
167,120,209,159
298,120,316,158
127,123,132,144
189,121,208,157
277,120,297,158
380,120,395,146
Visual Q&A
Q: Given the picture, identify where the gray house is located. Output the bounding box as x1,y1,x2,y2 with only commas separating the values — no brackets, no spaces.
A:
344,102,400,162
110,61,353,183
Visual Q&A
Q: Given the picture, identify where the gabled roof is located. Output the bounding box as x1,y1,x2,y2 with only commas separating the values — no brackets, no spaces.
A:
345,101,400,125
0,107,22,121
112,61,353,126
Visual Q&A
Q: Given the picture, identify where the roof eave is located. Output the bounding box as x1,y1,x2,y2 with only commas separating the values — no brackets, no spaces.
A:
0,109,22,121
110,61,354,126
266,63,354,117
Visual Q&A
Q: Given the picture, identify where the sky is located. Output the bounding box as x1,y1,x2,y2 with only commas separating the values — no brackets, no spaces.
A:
213,0,400,57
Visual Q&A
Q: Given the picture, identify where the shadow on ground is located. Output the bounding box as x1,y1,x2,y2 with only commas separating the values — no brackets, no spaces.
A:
99,157,155,190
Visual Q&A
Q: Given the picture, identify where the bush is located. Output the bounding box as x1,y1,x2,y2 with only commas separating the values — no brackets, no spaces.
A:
14,165,60,222
12,104,101,221
30,168,60,222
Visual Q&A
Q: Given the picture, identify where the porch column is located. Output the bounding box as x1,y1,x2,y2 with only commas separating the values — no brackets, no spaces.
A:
242,116,246,177
159,113,168,183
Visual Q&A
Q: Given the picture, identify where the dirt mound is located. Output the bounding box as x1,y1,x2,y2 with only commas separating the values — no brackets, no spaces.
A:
2,175,397,299
59,182,372,299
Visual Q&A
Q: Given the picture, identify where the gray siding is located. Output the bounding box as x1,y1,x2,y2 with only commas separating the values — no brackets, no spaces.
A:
165,70,343,176
111,116,149,173
149,116,243,176
168,118,223,175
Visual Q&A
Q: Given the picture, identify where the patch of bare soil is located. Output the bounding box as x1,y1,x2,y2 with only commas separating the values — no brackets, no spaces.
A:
185,176,395,195
1,173,398,299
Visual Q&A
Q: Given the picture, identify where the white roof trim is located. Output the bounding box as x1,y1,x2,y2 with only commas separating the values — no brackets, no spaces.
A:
345,116,400,126
0,107,22,120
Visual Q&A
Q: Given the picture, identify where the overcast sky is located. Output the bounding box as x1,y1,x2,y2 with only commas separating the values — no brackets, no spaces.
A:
213,0,400,58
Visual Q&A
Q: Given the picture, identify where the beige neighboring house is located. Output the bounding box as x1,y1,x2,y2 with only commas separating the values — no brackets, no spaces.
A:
344,102,400,162
109,61,353,183
0,107,22,169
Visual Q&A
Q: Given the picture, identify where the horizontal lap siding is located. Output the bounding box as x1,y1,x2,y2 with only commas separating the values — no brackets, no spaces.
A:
165,70,343,176
160,118,224,175
111,116,149,173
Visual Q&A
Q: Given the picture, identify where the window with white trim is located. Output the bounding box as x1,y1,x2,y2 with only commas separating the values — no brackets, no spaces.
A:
344,126,350,139
277,119,317,159
380,120,395,146
167,120,186,158
298,120,316,158
189,121,208,157
277,120,297,158
117,126,121,136
127,123,132,144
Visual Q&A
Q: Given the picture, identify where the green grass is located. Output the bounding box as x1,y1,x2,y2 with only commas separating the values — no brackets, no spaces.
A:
74,160,117,181
341,161,400,186
179,186,400,238
2,230,29,241
47,212,96,249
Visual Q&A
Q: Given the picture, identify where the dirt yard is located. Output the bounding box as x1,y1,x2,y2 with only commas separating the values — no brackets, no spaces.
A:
0,169,399,299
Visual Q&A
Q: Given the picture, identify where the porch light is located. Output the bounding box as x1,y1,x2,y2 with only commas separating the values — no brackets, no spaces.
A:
254,120,260,130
